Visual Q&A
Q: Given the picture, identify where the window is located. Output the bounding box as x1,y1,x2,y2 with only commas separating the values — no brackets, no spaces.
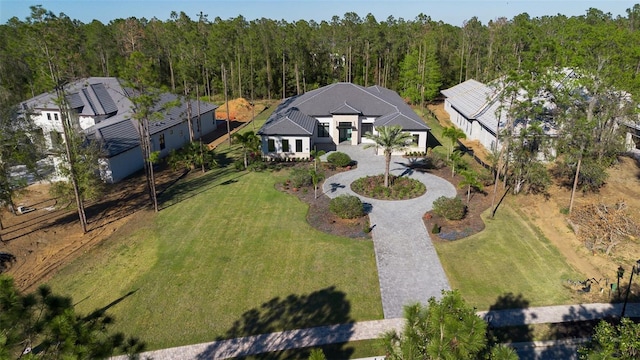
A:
196,120,200,132
282,139,289,152
412,134,420,145
47,113,52,121
361,123,373,135
53,113,59,121
268,139,275,152
159,134,166,150
295,139,303,152
317,123,330,137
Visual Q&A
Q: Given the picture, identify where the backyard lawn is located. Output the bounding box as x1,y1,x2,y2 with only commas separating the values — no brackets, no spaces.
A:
435,200,582,310
47,163,382,350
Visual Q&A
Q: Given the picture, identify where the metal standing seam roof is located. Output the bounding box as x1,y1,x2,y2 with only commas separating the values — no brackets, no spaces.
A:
259,82,429,136
94,119,141,156
20,77,218,158
441,79,504,131
147,94,218,135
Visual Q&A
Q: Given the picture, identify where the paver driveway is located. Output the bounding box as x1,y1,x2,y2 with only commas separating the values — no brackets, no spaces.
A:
322,145,456,318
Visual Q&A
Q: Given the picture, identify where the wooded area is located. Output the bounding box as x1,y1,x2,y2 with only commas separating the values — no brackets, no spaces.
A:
2,4,640,107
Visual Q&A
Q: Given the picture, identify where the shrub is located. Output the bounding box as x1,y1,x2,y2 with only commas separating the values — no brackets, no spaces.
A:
351,174,425,200
167,142,218,171
327,152,352,167
248,161,267,172
432,196,466,220
288,167,313,188
363,218,371,233
329,195,364,219
428,152,447,169
431,223,441,234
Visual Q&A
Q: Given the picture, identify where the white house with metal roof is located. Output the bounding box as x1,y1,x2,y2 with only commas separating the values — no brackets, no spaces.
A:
441,79,508,152
20,77,218,183
442,73,637,160
258,82,430,158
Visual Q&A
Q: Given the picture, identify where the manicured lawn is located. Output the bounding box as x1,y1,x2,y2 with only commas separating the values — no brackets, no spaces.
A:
434,200,582,310
48,166,382,350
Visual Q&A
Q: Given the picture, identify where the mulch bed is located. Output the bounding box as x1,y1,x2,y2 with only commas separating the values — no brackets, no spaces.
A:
421,166,494,241
276,163,371,240
276,161,494,242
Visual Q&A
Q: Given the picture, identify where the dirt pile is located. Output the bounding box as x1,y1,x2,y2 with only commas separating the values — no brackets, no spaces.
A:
215,98,256,122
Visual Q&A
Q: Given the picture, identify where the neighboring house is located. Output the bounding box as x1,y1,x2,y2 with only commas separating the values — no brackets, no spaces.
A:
258,82,430,158
625,122,640,152
442,70,637,159
441,79,507,152
20,77,218,183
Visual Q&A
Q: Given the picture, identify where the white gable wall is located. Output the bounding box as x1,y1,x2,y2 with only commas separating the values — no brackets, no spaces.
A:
261,135,311,159
31,110,65,149
444,98,499,152
99,146,144,183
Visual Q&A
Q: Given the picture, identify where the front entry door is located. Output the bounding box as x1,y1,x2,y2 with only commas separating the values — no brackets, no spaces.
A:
338,122,352,143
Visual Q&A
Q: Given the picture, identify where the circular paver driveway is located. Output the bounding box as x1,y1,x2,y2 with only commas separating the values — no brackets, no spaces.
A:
322,145,456,319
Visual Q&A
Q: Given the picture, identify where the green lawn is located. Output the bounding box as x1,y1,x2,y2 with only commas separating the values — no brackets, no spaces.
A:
435,201,582,310
48,166,382,350
45,101,582,355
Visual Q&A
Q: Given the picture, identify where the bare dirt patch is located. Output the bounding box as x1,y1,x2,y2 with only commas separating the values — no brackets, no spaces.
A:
517,156,640,288
0,164,187,292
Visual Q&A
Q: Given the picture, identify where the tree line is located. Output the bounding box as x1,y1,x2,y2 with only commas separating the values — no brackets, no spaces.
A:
2,5,640,108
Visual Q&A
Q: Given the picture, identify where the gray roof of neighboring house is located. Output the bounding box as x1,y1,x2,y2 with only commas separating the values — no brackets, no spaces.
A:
20,77,218,157
441,79,505,132
259,82,428,136
21,78,132,118
87,119,141,157
145,93,217,135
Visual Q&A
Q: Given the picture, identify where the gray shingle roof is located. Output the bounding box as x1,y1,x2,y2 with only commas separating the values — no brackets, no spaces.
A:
374,112,428,130
331,102,361,115
259,108,316,136
290,83,392,116
260,82,428,136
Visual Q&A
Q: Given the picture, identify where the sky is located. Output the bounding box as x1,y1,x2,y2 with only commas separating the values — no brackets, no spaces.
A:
0,0,637,26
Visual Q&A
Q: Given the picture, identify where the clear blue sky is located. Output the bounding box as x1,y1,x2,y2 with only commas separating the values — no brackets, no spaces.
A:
0,0,636,26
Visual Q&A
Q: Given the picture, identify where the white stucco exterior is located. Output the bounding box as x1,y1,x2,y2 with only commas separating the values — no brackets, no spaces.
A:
21,77,219,184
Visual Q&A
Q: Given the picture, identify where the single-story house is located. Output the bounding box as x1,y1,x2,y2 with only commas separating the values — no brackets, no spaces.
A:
441,79,507,152
258,82,430,158
441,70,639,160
20,77,218,183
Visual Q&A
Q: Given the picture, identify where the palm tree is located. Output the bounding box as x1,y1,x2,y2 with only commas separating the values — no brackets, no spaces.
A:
364,125,413,187
458,169,483,204
232,131,260,169
442,126,466,160
310,146,326,171
309,168,325,199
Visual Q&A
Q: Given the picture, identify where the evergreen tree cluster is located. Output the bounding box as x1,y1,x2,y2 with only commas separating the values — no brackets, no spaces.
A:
2,5,640,106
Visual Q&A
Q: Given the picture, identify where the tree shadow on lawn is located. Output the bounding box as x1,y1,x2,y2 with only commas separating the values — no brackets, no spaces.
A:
196,286,356,359
157,166,246,211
